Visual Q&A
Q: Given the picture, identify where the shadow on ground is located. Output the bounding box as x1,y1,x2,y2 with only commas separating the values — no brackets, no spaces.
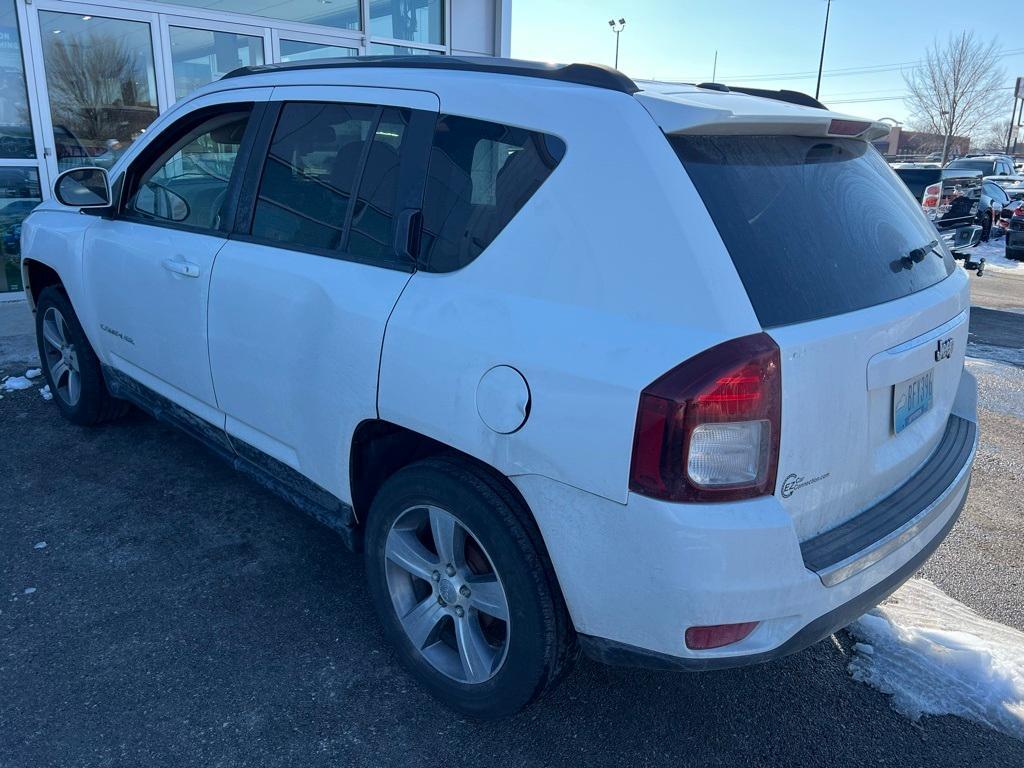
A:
2,377,1022,768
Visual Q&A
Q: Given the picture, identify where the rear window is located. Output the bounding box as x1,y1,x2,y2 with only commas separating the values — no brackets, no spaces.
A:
946,159,995,174
672,136,955,327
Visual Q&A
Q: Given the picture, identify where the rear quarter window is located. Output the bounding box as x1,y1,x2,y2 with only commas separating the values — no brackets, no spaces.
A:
672,135,955,327
418,115,565,272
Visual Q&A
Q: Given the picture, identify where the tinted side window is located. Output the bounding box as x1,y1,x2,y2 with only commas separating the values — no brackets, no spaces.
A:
346,107,410,261
125,108,251,232
418,115,565,272
251,102,376,251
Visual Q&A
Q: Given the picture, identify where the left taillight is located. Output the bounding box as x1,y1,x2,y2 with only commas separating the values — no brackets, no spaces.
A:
629,333,781,503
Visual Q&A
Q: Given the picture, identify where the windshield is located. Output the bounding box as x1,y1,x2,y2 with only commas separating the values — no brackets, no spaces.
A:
672,135,955,328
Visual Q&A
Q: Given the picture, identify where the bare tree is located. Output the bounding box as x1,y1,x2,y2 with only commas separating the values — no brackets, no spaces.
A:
976,118,1014,152
43,34,157,158
904,31,1006,163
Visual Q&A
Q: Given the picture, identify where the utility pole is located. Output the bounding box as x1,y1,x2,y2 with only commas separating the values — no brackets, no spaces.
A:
815,0,832,101
608,18,626,70
940,109,951,165
1006,78,1023,154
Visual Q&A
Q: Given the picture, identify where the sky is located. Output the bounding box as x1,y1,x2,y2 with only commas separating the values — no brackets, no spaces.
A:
510,0,1024,129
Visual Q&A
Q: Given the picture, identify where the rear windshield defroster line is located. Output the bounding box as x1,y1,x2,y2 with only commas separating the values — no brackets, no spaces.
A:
671,135,955,328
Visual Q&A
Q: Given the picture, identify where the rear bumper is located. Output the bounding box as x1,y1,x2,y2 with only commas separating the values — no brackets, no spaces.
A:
578,485,966,671
515,371,978,670
944,223,983,254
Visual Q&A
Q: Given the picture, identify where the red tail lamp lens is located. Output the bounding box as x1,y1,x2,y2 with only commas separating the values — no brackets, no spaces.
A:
629,333,781,503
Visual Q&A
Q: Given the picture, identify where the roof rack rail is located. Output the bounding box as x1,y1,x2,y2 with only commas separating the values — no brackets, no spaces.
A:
695,82,826,110
222,55,640,94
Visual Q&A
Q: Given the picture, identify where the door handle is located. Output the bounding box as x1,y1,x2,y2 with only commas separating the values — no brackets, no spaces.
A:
162,258,200,278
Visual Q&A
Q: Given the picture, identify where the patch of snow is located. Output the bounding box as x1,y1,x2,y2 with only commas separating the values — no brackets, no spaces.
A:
33,541,46,550
23,587,35,595
848,578,1024,740
1,375,33,392
38,385,52,402
970,240,1023,273
25,368,41,379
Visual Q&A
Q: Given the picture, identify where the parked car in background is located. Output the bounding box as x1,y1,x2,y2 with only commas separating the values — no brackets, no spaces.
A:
1006,207,1024,260
946,154,1017,178
979,179,1011,241
991,174,1024,200
893,166,987,273
19,58,979,717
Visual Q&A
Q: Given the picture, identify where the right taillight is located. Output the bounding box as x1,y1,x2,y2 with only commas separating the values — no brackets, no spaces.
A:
629,333,781,503
922,183,941,209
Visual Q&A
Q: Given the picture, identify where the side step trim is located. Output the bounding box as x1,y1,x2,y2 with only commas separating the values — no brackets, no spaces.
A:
800,414,977,586
103,365,358,550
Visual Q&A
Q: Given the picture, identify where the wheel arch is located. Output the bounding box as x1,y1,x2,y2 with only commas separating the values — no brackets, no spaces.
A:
348,420,547,555
22,258,64,311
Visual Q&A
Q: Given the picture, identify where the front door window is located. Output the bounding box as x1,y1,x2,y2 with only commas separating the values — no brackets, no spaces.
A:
37,11,159,172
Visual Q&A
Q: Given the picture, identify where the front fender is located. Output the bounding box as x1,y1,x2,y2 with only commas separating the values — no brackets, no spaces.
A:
21,208,102,356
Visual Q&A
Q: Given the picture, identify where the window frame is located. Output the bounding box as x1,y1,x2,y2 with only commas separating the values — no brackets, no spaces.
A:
116,100,265,237
230,97,435,272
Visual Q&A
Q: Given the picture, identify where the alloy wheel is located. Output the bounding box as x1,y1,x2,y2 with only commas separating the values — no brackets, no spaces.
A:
40,306,81,406
384,505,511,684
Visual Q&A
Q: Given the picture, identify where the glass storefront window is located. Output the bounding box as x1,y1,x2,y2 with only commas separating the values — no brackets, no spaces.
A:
369,43,440,56
38,12,159,172
0,166,40,291
370,0,443,45
279,39,357,62
0,0,34,159
170,27,264,100
151,1,359,32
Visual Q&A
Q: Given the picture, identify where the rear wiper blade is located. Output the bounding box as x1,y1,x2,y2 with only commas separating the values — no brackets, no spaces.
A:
903,239,940,266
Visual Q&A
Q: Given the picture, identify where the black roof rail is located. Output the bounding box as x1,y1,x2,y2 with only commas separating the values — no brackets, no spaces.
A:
222,55,640,94
694,82,827,110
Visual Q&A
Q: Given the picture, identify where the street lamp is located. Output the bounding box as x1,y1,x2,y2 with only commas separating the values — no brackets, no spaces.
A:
608,18,626,70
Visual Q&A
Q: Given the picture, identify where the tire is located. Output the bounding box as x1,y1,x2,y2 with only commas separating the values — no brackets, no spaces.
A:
364,456,576,718
35,286,128,425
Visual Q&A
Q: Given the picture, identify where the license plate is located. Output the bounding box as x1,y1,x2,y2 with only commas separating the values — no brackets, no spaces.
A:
893,369,934,433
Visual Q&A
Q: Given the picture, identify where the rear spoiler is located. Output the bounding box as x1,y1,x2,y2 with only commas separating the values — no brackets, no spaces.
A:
695,83,827,110
636,83,890,142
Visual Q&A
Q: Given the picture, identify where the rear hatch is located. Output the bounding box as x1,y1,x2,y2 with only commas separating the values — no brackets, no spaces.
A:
672,134,969,540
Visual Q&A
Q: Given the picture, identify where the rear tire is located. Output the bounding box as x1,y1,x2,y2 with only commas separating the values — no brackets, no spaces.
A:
364,456,576,718
34,286,128,425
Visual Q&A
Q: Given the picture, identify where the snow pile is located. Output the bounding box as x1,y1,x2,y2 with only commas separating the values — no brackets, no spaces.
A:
849,578,1024,740
1,375,33,392
970,240,1022,273
38,385,52,401
25,368,41,379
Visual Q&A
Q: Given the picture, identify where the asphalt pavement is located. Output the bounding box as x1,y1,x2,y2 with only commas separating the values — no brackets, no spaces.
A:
1,277,1023,767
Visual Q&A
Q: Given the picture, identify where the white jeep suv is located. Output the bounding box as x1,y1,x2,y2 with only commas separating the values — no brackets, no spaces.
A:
21,57,978,718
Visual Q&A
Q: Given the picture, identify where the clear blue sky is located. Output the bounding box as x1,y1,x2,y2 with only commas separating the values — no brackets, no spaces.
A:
510,0,1024,127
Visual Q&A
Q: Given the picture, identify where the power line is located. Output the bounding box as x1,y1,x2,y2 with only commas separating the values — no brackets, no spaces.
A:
665,47,1024,85
827,85,1015,105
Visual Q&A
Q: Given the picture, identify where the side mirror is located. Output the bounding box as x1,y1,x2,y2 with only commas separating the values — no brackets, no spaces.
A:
54,167,111,208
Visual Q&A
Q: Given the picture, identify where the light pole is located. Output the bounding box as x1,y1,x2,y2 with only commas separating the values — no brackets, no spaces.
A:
814,0,832,101
940,109,951,165
608,18,626,70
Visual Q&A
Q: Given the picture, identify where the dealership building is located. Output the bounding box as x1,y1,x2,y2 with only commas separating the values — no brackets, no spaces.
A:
0,0,510,292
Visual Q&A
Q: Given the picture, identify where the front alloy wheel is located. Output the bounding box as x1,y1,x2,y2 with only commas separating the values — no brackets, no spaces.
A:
40,306,81,406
